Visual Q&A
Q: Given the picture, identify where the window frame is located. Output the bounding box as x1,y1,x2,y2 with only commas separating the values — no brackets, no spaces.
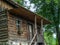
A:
16,18,22,35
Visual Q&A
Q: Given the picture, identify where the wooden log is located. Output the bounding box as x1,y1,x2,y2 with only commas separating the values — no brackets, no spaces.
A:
0,10,8,42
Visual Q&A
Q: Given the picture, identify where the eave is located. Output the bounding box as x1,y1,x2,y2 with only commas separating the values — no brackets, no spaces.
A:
3,0,51,25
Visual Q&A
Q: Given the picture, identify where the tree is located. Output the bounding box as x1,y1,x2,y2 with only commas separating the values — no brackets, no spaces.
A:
14,0,24,6
29,0,60,45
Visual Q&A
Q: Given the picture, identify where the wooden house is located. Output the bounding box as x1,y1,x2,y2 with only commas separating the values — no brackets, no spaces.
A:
0,0,50,45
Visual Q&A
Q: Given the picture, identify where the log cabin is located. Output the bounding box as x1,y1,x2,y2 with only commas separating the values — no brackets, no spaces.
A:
0,0,51,45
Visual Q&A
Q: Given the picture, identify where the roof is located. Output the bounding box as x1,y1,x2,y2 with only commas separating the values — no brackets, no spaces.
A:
3,0,51,25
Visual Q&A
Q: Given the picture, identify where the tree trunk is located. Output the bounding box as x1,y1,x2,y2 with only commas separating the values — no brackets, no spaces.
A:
56,25,60,45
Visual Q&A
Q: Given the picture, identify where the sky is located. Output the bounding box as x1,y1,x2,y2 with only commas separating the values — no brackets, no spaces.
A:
53,33,56,38
24,0,36,12
59,25,60,27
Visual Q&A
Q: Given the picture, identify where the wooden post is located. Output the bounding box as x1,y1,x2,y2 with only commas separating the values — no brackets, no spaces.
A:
34,15,37,45
41,19,43,35
35,15,37,32
29,15,37,45
41,19,45,45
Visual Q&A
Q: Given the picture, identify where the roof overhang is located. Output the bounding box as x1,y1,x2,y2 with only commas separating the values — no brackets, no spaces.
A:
3,0,51,25
9,7,51,25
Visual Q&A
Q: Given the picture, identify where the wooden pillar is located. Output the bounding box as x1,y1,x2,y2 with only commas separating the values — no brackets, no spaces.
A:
35,15,37,35
29,15,37,45
34,15,37,45
41,19,45,45
41,19,43,35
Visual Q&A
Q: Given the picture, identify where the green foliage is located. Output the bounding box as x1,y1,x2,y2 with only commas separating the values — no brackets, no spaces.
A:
29,0,60,45
14,0,24,6
44,32,56,45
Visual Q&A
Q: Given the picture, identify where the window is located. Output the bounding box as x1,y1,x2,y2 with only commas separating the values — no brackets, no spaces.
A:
16,19,21,35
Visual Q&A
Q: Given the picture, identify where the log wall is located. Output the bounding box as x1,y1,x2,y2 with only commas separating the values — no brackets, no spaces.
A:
7,14,29,41
0,0,13,42
0,10,8,42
